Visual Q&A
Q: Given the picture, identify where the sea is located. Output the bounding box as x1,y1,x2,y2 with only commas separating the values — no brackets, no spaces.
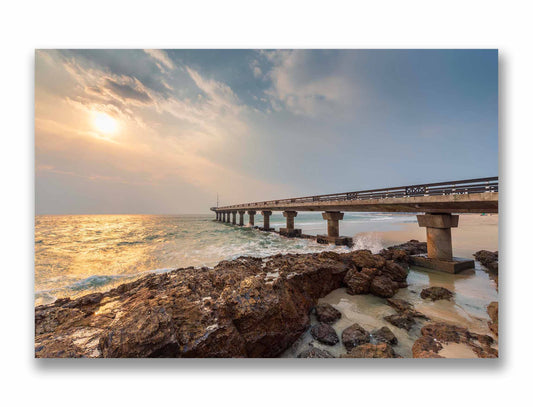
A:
34,212,418,306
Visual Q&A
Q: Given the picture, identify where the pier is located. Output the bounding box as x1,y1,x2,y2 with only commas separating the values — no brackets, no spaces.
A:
211,177,498,273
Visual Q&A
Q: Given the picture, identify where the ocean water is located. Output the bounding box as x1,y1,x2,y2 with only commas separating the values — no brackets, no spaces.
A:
34,213,418,305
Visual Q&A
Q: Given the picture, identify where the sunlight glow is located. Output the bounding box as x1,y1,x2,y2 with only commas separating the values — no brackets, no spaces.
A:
93,112,118,135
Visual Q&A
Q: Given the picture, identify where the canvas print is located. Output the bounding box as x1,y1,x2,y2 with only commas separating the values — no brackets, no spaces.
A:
35,49,498,358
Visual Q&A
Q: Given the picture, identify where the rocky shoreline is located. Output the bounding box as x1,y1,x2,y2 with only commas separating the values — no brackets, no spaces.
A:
35,242,499,358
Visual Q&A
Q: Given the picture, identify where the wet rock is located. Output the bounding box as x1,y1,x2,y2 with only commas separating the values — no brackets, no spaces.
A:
369,275,397,298
420,287,454,301
381,240,428,256
342,323,371,351
473,250,498,273
341,343,398,358
413,322,498,359
297,345,334,358
384,313,416,331
348,250,386,269
344,267,375,295
385,298,427,319
314,303,342,324
371,326,397,345
311,323,339,346
487,301,498,336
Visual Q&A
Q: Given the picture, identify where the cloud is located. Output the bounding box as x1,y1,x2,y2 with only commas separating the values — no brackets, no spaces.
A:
104,77,152,104
261,50,360,118
144,49,175,71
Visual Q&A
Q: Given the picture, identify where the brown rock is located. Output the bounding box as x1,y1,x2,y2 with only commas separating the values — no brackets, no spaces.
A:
369,275,397,298
487,301,498,336
420,286,454,301
343,268,375,295
384,313,416,331
341,343,398,358
342,323,370,350
412,335,443,358
311,323,339,346
371,326,398,345
298,345,334,358
314,303,342,324
473,250,498,273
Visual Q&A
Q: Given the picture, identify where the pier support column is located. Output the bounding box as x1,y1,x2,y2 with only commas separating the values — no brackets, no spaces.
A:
222,212,226,222
225,212,229,223
411,213,474,273
238,210,245,226
280,211,301,237
248,210,256,227
216,212,219,221
317,212,353,246
261,210,273,231
231,211,237,225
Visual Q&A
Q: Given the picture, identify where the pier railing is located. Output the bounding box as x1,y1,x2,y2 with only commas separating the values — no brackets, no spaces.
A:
212,177,498,210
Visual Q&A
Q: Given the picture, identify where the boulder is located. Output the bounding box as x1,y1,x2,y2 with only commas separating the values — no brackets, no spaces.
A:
341,343,398,358
344,267,376,295
342,323,370,351
314,303,342,324
297,345,334,358
420,287,454,301
369,275,397,298
473,250,498,273
380,240,428,256
311,323,339,346
386,298,428,319
371,326,398,345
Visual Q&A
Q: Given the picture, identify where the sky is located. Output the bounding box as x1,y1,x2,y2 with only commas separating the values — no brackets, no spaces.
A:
35,49,498,215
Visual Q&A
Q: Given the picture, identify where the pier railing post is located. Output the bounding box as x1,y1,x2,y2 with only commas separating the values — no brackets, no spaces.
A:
238,210,245,226
261,210,273,231
248,210,256,227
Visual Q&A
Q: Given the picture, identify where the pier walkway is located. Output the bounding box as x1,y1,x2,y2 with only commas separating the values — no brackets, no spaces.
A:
211,177,498,273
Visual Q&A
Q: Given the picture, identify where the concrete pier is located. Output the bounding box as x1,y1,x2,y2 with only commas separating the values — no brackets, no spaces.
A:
317,212,353,246
280,211,301,237
261,210,274,231
411,213,474,273
211,177,498,271
238,210,245,226
231,211,236,225
248,210,256,227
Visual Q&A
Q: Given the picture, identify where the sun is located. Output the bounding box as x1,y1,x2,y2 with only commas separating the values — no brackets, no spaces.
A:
92,112,118,135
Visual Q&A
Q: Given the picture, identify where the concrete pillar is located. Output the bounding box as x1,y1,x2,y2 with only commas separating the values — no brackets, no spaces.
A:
222,212,226,222
248,210,256,226
238,210,245,226
282,211,297,230
216,212,219,221
231,211,237,225
224,212,229,223
416,213,458,261
261,210,272,230
322,211,344,238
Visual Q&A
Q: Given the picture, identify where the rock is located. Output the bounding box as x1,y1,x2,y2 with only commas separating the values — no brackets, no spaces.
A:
341,343,398,358
371,326,397,345
311,323,339,346
487,302,498,336
342,323,371,350
473,250,498,273
380,240,428,256
386,298,428,319
35,249,413,358
413,322,498,359
420,286,454,301
369,275,397,298
297,345,334,358
384,313,416,331
314,303,342,324
412,335,443,358
344,267,375,295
